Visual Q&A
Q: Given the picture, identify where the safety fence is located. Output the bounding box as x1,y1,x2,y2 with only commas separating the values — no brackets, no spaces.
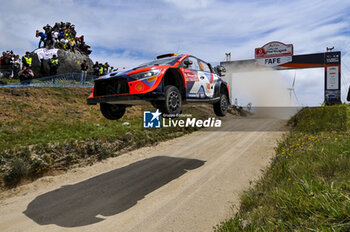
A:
0,73,96,88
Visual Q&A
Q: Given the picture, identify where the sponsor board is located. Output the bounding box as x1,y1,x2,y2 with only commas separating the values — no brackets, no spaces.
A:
325,53,340,64
326,66,339,90
255,41,293,59
256,56,292,67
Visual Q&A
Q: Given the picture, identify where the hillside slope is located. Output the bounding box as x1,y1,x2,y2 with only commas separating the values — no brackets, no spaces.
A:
0,87,219,188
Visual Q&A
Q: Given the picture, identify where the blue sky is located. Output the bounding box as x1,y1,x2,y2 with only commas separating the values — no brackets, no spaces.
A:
1,0,350,105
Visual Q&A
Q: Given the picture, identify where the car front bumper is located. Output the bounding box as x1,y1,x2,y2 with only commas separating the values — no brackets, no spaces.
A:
87,93,165,105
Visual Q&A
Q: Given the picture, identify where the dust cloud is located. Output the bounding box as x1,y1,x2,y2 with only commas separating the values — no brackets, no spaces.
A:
223,65,300,119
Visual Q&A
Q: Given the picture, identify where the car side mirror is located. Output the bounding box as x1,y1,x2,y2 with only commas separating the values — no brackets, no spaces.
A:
214,65,226,77
184,60,193,67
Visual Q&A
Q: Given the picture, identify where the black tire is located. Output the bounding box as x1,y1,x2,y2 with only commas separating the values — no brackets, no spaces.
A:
100,103,126,120
160,85,182,115
214,93,228,117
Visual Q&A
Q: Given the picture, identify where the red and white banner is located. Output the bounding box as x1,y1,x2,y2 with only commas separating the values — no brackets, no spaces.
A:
34,48,58,60
255,41,293,59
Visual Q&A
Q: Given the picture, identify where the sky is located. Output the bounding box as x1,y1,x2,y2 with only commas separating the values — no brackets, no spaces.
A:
1,0,350,106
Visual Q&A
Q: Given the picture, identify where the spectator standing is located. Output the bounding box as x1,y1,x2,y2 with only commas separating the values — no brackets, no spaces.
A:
103,62,109,74
43,24,53,47
93,61,99,76
18,67,34,85
51,29,59,47
48,55,60,75
53,22,60,30
60,36,69,49
12,55,21,78
64,28,71,39
9,55,15,78
68,38,76,52
70,25,76,37
36,30,47,48
77,35,84,43
99,63,104,76
60,21,65,28
1,52,10,66
22,52,32,69
81,60,88,83
58,29,64,40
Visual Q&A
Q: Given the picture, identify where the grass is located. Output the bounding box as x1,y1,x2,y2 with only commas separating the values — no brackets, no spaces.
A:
214,105,350,231
0,87,213,188
0,78,20,84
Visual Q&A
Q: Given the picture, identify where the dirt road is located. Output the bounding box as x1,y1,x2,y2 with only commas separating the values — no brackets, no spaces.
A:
0,117,287,232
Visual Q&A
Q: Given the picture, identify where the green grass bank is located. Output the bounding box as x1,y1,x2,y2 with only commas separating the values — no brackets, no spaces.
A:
0,87,219,188
215,105,350,231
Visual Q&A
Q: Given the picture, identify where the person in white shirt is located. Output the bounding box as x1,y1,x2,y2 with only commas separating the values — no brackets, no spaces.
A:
51,29,59,47
60,36,69,49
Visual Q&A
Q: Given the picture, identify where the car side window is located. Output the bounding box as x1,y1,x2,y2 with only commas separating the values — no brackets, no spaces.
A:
198,60,211,72
182,57,200,71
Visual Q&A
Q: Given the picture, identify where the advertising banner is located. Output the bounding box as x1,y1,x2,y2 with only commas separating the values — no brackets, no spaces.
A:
34,48,58,60
255,41,293,59
326,66,339,90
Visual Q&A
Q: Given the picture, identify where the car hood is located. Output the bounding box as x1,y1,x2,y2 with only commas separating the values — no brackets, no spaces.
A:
97,66,166,81
98,68,134,80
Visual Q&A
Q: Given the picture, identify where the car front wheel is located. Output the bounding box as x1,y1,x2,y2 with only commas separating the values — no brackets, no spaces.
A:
100,103,126,120
160,85,182,115
213,93,228,116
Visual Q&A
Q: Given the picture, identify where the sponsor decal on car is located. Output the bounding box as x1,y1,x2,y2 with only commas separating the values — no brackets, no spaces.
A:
184,70,199,81
147,75,157,82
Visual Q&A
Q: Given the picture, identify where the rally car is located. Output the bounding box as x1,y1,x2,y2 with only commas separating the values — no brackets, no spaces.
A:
87,53,230,120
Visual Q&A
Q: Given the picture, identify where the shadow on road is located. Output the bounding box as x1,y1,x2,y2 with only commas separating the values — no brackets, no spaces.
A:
23,156,205,227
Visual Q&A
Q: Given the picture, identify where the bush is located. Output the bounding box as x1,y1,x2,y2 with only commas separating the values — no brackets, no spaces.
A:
4,158,30,186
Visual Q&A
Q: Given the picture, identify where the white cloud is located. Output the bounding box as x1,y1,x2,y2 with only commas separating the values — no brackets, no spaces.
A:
163,0,214,9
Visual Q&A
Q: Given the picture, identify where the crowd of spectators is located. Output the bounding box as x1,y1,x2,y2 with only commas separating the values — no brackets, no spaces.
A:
0,50,21,78
36,22,92,55
1,54,118,89
0,50,35,84
1,49,117,81
92,61,116,76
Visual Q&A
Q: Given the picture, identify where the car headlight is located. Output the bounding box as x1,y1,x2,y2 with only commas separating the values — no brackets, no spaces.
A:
128,69,161,80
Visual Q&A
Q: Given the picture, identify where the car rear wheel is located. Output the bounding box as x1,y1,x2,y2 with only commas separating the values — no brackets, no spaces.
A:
160,85,182,115
213,93,228,117
100,103,126,120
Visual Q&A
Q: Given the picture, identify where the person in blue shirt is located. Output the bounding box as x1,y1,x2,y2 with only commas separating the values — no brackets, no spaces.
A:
36,30,47,48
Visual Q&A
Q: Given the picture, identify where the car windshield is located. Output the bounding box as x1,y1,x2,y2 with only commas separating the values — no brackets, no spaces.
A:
135,56,181,69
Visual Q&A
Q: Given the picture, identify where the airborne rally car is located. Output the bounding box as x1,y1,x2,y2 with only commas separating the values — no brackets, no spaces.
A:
87,53,230,120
